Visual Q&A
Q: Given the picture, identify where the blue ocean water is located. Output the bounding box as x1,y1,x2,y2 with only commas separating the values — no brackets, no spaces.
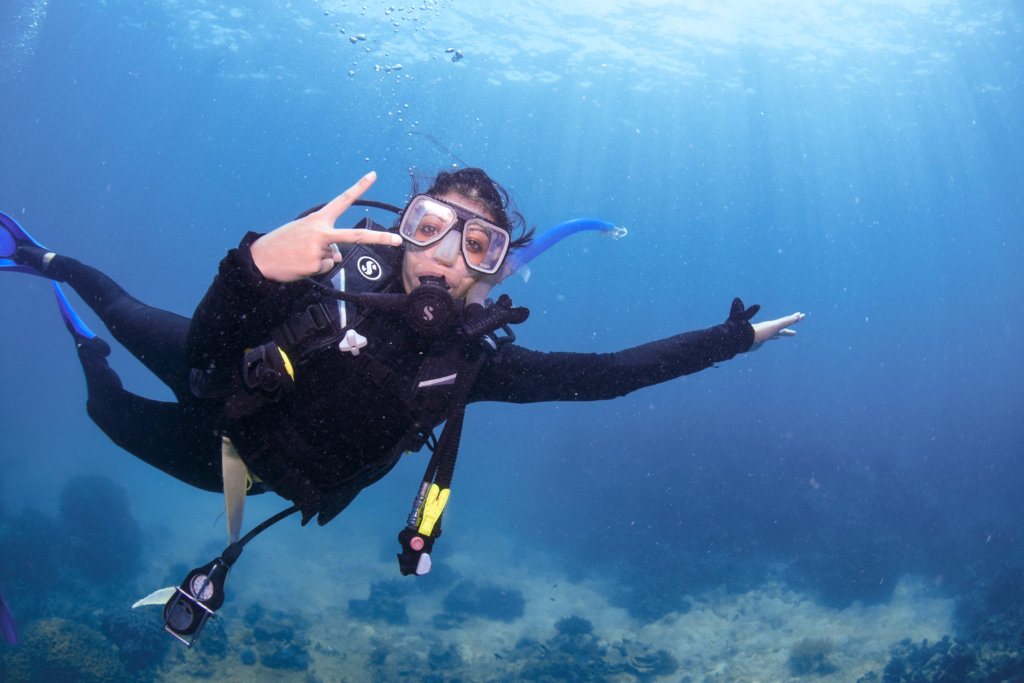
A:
1,0,1022,679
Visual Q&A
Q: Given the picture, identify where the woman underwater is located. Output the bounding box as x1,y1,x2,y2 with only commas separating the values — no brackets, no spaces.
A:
2,166,803,637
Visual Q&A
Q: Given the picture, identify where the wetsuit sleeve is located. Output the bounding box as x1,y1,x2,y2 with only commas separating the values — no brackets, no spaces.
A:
186,232,307,370
469,318,754,404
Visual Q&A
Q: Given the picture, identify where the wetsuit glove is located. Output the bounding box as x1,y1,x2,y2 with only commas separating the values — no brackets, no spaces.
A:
726,297,760,329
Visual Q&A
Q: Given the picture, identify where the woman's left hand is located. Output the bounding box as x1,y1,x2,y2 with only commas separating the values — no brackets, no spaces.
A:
751,312,805,346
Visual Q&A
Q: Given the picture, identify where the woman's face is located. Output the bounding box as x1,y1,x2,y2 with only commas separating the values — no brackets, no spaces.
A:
400,192,495,299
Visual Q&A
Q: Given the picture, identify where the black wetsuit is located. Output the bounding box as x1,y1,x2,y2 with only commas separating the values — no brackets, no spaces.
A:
186,232,755,524
45,255,224,490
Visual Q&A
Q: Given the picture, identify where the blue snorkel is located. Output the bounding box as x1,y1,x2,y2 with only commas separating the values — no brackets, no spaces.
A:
505,217,628,282
464,217,626,305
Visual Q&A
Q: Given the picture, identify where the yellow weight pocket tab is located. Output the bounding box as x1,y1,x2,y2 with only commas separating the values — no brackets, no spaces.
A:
277,347,295,381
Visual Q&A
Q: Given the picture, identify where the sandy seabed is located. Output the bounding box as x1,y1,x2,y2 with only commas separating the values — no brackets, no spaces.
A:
147,524,954,682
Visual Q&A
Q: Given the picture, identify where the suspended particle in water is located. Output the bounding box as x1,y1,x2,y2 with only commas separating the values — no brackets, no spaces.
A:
0,0,48,84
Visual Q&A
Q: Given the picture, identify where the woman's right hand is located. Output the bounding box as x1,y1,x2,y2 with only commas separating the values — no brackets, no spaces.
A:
250,171,402,282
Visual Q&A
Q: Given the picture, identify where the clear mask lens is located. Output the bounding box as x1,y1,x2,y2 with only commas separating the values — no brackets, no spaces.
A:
399,195,510,274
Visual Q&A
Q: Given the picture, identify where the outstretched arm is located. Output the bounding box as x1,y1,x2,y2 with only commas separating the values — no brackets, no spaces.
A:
472,298,805,404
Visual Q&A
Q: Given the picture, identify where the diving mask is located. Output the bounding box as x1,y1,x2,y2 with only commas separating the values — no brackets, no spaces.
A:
398,194,510,275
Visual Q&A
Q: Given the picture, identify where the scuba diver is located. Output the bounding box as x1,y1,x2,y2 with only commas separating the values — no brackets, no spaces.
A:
2,166,804,645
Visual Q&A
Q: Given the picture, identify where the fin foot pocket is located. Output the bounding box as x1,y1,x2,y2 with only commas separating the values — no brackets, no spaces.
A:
1,210,54,277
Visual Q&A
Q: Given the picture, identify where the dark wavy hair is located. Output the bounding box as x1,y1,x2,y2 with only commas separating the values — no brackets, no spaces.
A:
417,167,534,251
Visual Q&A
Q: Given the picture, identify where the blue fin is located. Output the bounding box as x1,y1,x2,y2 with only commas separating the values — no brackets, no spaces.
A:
1,211,95,342
1,209,49,277
53,281,96,339
0,589,18,645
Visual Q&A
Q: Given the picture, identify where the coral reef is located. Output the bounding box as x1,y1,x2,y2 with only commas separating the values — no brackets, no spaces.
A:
605,639,678,679
879,637,979,682
101,608,170,674
59,475,141,581
503,623,678,681
261,642,309,671
788,637,838,676
871,566,1024,681
441,579,525,624
873,634,1024,682
236,604,310,672
427,643,463,671
348,579,411,625
1,617,128,682
608,570,697,621
554,614,593,636
514,633,606,681
957,566,1024,645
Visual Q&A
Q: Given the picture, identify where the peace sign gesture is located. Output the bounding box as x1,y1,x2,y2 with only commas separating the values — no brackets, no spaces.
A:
250,171,403,282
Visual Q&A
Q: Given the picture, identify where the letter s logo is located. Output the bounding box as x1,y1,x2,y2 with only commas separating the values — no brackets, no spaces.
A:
357,256,382,281
422,305,434,321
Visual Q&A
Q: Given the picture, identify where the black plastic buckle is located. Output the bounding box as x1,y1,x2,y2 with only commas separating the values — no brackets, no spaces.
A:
241,343,283,393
